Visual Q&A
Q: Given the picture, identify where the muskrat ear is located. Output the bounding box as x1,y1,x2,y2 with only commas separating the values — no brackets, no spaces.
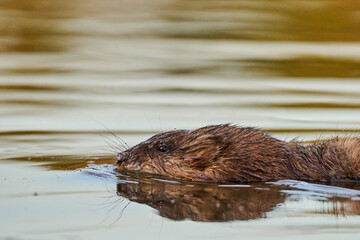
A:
184,135,225,170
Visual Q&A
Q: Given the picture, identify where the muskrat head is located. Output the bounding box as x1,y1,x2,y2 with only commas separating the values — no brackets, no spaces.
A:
116,124,291,182
116,129,188,173
116,125,231,181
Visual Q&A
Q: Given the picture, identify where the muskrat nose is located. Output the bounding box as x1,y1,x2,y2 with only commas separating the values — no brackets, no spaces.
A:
116,152,128,166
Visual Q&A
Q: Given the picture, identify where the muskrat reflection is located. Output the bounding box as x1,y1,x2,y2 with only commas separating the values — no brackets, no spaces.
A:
116,179,286,222
116,178,360,222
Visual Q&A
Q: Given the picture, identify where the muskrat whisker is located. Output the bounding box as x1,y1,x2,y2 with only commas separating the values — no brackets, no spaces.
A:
98,148,118,155
110,201,131,227
104,127,130,150
95,120,130,150
95,197,128,226
98,146,122,153
96,131,126,153
114,135,130,150
104,135,126,151
99,197,126,210
105,197,125,212
104,136,126,151
104,140,120,152
95,195,119,208
105,140,124,154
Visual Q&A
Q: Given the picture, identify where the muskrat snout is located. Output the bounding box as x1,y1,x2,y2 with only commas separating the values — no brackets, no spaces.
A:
116,152,127,166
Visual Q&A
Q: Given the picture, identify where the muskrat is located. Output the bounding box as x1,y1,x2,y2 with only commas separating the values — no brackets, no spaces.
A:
116,124,360,183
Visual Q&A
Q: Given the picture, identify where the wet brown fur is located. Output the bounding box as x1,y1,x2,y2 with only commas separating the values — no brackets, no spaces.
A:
116,124,360,183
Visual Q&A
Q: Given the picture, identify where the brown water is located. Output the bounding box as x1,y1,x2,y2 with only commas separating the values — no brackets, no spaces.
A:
1,0,360,239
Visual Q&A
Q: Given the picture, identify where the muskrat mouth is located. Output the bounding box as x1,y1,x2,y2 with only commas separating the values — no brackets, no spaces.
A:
122,163,141,171
116,153,141,171
116,153,123,166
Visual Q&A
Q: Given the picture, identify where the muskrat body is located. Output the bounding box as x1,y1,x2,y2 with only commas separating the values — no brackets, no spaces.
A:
116,124,360,183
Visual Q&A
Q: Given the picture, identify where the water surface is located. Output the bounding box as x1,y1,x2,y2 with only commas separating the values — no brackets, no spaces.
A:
1,0,360,239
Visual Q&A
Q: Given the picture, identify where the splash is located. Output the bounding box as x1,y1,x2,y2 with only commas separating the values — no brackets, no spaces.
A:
271,180,360,199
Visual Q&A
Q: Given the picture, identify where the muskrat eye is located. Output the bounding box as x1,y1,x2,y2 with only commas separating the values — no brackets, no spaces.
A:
158,145,168,152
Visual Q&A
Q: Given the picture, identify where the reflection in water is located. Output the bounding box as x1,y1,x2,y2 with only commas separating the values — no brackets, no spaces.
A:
0,84,62,92
115,176,360,222
0,0,70,53
1,0,360,112
164,0,360,42
117,180,284,222
1,0,359,53
244,56,360,78
0,68,70,75
5,155,115,170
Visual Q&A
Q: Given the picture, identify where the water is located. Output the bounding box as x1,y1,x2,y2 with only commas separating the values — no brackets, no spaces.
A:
1,0,360,239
